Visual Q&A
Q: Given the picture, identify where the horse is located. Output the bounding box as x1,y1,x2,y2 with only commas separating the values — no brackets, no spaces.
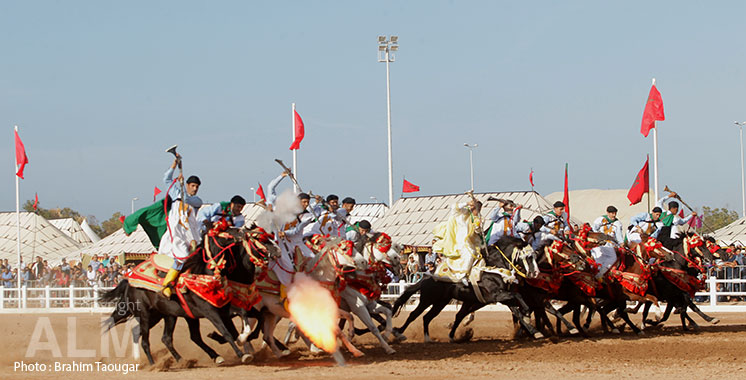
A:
391,235,544,343
639,233,719,330
100,226,268,365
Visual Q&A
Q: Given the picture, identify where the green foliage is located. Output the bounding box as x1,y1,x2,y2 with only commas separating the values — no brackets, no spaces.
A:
701,206,739,232
22,200,123,238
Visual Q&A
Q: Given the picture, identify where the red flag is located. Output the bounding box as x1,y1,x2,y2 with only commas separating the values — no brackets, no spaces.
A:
640,84,665,137
153,186,162,202
33,193,38,211
402,179,420,193
627,156,650,205
256,183,266,202
563,164,570,220
678,209,684,218
529,170,534,187
15,129,28,179
289,110,305,150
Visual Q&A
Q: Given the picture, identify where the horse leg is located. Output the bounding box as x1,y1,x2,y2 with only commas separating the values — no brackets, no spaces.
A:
137,313,157,365
646,302,673,326
422,300,449,344
185,318,222,364
393,298,431,336
545,303,578,335
160,316,181,362
131,318,141,362
262,308,290,358
369,301,394,341
449,301,484,343
203,310,249,363
344,290,396,354
683,309,700,331
508,304,544,339
685,296,720,324
614,303,642,335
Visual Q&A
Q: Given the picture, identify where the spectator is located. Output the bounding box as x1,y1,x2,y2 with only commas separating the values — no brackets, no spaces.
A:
90,256,101,272
424,248,437,266
1,267,12,287
86,265,97,287
60,258,70,276
406,254,419,277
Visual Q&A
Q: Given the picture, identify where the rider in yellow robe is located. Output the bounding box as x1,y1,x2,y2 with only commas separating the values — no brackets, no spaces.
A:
432,200,483,283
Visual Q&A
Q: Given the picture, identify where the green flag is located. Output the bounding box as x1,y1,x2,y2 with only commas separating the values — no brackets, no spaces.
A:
124,199,170,249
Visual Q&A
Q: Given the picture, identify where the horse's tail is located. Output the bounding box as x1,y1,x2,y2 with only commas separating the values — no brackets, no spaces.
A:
392,279,425,316
100,280,134,332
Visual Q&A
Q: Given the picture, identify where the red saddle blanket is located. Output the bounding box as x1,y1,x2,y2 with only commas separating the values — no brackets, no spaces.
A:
658,266,704,298
607,269,650,297
126,254,261,310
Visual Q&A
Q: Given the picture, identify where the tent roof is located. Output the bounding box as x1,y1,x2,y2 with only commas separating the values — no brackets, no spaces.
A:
0,212,82,264
75,225,155,258
49,218,94,246
373,191,566,247
712,217,746,246
349,203,388,225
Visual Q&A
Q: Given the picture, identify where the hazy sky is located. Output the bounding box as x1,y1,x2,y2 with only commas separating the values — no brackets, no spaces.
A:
2,1,746,221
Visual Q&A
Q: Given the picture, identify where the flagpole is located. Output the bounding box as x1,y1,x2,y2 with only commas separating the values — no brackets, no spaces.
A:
14,125,22,293
292,103,298,193
652,78,660,203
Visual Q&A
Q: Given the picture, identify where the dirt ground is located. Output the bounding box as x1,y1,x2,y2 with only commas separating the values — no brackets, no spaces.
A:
1,309,745,379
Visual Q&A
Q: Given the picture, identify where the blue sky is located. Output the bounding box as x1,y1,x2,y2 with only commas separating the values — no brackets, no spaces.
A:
2,1,745,221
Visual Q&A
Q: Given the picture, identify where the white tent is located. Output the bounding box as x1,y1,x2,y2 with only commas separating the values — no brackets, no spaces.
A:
49,218,96,246
712,218,746,246
373,191,574,248
74,225,155,261
0,212,82,265
349,202,388,225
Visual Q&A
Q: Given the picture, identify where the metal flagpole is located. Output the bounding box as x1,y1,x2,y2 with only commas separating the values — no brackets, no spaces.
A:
652,78,660,203
292,103,298,193
14,125,22,294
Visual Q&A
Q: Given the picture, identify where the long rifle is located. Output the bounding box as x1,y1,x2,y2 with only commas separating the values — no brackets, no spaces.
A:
663,185,714,234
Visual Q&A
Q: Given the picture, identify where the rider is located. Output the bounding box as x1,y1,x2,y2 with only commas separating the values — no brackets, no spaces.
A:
590,205,623,279
432,199,483,285
346,219,372,253
627,206,663,245
656,192,698,244
485,200,522,246
196,196,247,233
541,201,571,239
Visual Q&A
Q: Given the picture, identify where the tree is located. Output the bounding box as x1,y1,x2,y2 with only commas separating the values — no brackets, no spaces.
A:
21,199,123,238
701,206,739,232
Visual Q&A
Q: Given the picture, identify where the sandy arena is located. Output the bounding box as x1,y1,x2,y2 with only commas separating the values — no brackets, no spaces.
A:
2,310,745,379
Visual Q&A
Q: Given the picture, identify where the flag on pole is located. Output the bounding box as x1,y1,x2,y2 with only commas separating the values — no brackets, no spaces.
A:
529,170,534,187
256,184,266,202
33,193,38,211
627,156,650,205
153,186,162,201
402,179,420,193
641,84,665,137
289,110,305,150
563,164,570,220
15,129,28,179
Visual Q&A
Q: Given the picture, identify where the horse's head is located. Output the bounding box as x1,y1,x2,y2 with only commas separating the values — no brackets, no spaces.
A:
363,232,402,278
489,236,540,279
544,240,587,272
304,235,356,281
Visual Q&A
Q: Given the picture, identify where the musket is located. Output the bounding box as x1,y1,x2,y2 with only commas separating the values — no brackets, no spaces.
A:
165,145,189,218
274,159,324,222
307,190,361,234
663,185,696,213
485,196,546,216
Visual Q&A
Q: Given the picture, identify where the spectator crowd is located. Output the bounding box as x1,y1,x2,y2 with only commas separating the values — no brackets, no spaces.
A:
0,256,134,288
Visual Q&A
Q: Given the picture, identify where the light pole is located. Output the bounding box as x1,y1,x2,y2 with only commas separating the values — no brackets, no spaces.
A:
378,35,398,208
250,187,256,203
736,122,746,217
464,143,478,191
131,197,138,214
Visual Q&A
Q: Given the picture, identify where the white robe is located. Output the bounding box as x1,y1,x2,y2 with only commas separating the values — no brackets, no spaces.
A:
158,201,201,264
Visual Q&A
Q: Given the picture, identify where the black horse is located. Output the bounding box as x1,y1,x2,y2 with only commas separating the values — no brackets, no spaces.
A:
101,226,270,365
640,233,719,330
392,236,544,342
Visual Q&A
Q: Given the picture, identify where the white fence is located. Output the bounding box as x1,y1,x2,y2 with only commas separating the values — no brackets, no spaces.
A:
2,266,746,312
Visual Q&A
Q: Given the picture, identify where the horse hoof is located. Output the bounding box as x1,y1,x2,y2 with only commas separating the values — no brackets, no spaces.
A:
281,350,291,357
569,328,580,335
711,318,720,325
241,353,253,363
533,332,545,340
215,356,225,365
636,331,645,337
385,348,396,355
611,328,620,334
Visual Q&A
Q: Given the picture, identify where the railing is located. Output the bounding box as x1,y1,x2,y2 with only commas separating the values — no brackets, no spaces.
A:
3,266,746,311
0,285,115,311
